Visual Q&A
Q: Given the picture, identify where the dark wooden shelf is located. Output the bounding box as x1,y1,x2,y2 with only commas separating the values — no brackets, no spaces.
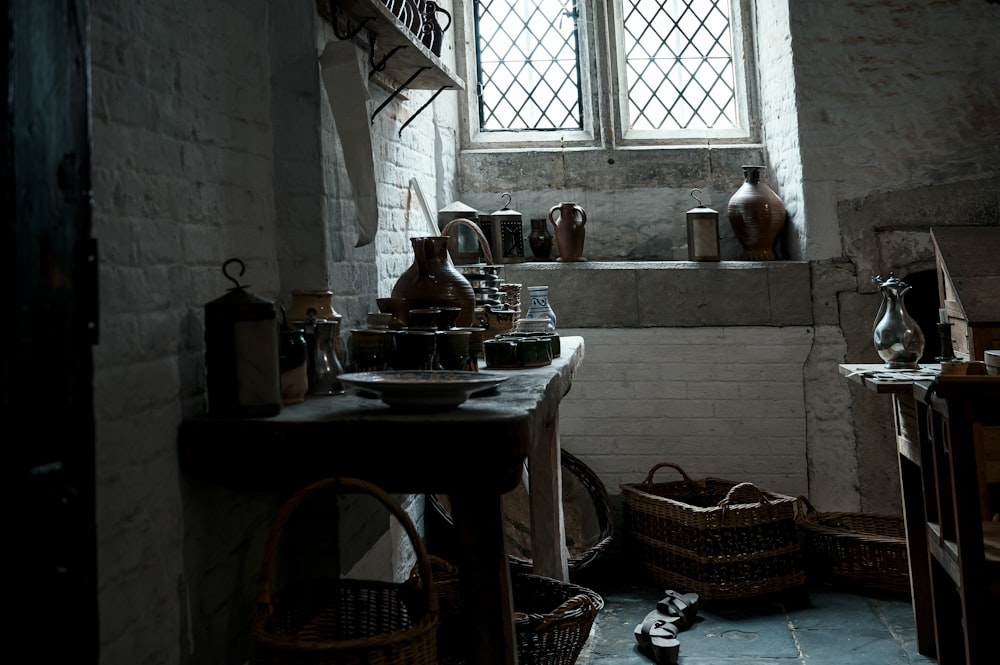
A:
318,0,465,91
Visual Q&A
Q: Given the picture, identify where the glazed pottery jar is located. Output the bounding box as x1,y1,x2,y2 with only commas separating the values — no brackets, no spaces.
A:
528,218,553,259
726,165,787,261
391,236,477,327
287,290,341,324
420,0,452,57
525,285,557,331
548,202,587,262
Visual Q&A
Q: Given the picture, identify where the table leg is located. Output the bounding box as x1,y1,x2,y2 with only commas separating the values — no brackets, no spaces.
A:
527,409,569,582
450,491,518,665
895,394,937,658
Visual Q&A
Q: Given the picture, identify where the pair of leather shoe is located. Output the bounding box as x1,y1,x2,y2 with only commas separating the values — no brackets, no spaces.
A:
632,590,700,664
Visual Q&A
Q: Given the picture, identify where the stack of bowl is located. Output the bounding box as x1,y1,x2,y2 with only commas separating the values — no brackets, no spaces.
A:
458,263,504,310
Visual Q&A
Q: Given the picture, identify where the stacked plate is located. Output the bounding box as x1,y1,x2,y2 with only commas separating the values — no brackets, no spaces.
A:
458,263,504,309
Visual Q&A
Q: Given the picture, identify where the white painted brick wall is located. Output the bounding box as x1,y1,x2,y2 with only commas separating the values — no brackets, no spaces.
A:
91,1,453,662
558,327,812,500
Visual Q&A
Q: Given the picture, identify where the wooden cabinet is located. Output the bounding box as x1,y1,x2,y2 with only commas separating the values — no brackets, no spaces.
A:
932,227,1000,362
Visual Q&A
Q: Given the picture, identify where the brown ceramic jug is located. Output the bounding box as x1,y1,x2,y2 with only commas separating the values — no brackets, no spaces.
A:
548,202,587,262
391,236,477,327
726,165,787,261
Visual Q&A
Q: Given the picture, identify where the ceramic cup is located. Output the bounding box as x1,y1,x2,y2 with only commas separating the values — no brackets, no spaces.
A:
452,326,485,371
436,329,472,371
484,338,519,368
350,328,394,372
391,329,437,370
513,330,560,358
436,306,462,330
366,312,393,329
407,307,441,330
500,335,553,367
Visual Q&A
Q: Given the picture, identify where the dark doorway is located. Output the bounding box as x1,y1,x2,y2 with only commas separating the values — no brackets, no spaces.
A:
3,1,98,661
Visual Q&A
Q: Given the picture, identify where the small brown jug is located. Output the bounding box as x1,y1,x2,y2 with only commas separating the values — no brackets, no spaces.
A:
547,202,587,262
391,236,477,327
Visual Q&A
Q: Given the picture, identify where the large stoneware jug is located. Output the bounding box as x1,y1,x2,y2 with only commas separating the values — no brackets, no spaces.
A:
726,165,786,261
391,236,477,327
548,202,587,262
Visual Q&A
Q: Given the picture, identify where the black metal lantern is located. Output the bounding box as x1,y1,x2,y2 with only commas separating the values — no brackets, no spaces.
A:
488,192,526,264
204,258,282,417
686,188,721,262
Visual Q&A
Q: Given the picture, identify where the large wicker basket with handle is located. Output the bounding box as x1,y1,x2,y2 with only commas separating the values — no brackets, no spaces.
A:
621,462,805,601
409,555,603,665
795,495,910,595
428,449,614,575
251,477,439,665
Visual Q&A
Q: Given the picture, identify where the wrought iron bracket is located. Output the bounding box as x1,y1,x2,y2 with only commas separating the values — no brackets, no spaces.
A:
398,85,453,136
370,67,430,123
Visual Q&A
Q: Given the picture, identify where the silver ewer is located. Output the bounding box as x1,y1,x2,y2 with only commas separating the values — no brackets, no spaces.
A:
871,273,925,369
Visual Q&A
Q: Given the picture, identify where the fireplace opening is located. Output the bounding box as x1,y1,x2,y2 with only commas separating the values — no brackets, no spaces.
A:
900,269,942,364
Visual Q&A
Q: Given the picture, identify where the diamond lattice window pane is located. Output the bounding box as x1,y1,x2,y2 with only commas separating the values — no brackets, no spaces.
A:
623,0,738,130
475,0,583,131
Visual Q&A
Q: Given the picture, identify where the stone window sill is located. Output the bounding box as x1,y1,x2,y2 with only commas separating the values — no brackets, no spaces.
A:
500,261,812,328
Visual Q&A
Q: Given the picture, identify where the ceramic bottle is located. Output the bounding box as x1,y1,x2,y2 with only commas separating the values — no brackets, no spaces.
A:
726,165,787,261
528,218,553,259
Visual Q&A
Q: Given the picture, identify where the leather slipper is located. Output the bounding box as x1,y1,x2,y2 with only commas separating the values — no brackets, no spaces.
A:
656,589,700,628
634,610,681,664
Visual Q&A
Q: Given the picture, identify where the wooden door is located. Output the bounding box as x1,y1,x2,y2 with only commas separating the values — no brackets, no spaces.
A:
3,1,98,661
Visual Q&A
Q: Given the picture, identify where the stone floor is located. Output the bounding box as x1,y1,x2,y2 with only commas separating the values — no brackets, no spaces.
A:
566,567,936,665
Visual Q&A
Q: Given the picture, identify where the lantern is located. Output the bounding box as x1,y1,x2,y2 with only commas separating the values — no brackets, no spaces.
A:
686,188,721,262
204,258,282,417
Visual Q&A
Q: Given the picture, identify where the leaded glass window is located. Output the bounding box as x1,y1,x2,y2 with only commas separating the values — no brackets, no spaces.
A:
468,0,750,139
622,0,737,130
474,1,583,131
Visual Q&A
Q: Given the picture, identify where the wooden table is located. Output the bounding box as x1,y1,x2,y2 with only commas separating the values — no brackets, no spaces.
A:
910,377,1000,665
839,363,940,658
179,336,585,665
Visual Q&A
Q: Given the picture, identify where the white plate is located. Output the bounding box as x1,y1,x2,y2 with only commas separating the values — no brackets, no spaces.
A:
339,370,508,409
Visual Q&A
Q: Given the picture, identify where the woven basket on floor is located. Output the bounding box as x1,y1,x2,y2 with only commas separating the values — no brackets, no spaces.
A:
410,557,603,665
251,477,439,665
428,449,614,574
620,462,805,602
795,495,910,595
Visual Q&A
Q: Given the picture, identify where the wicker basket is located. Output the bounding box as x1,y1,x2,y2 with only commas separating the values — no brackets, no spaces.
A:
428,449,614,574
620,462,806,602
410,556,603,665
252,477,439,665
795,495,910,595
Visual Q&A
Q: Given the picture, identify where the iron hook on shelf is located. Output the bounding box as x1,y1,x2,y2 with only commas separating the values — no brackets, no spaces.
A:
370,67,430,123
331,4,376,41
398,85,453,136
370,41,409,76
